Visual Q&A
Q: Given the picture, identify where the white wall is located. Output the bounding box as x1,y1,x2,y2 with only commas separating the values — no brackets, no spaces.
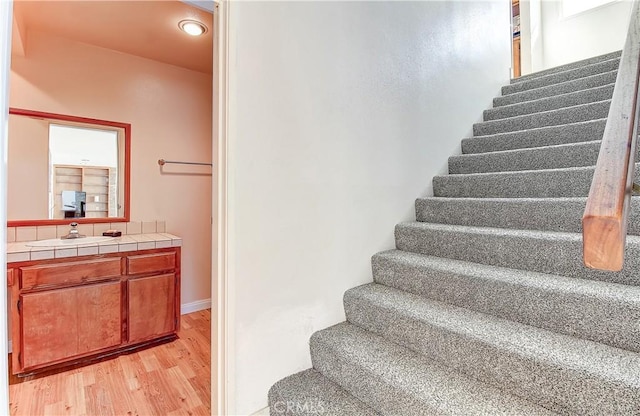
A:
535,0,632,70
0,1,11,414
226,1,511,413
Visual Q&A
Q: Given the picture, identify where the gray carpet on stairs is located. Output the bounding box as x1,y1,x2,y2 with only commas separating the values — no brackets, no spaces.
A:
415,196,640,234
500,58,620,95
493,70,617,107
484,83,614,121
344,283,640,416
449,140,604,174
268,369,378,416
473,100,610,136
269,51,640,415
310,323,557,416
462,118,606,153
433,163,640,199
510,50,620,83
394,221,640,286
372,250,640,352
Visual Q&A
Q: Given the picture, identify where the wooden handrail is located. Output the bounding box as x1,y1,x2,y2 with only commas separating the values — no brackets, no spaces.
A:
583,0,640,271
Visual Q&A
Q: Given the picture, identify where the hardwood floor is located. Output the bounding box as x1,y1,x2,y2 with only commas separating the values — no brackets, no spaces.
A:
8,309,211,416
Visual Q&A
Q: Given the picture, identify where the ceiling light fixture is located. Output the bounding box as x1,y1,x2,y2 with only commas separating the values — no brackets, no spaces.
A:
178,19,207,36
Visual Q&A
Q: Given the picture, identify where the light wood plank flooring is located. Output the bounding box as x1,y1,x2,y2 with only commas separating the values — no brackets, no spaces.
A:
9,309,211,416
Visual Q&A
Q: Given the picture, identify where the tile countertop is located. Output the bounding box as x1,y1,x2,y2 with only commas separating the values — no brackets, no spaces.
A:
7,233,182,263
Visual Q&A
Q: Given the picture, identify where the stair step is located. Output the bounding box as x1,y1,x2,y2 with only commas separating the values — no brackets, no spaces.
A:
344,283,640,416
449,141,602,174
268,369,378,416
433,164,640,198
310,323,556,416
462,118,606,154
394,222,640,286
415,196,640,234
372,250,640,352
494,70,617,107
484,83,614,121
473,100,610,136
511,50,621,84
502,58,619,95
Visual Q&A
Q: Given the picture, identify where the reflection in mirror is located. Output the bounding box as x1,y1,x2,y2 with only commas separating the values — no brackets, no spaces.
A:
8,108,130,226
49,124,119,219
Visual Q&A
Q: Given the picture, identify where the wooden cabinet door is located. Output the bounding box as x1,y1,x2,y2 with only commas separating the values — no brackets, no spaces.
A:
128,273,176,343
20,281,122,369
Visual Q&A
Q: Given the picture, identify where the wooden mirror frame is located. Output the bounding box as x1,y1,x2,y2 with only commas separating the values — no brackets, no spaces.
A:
7,108,131,227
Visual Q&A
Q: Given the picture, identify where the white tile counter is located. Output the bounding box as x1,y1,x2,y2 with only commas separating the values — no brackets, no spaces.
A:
7,233,182,263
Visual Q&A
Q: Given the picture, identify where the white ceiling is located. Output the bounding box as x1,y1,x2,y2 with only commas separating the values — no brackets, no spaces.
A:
12,0,213,74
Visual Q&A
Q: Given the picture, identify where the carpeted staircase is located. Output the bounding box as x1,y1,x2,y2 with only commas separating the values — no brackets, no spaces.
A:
269,50,640,415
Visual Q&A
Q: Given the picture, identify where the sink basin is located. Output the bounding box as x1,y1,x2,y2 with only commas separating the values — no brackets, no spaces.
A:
26,236,116,248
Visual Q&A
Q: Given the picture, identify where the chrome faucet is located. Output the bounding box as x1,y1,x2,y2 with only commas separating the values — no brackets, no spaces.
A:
61,222,86,239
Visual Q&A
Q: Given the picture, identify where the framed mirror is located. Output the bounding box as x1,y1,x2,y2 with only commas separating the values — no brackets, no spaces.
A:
7,108,130,226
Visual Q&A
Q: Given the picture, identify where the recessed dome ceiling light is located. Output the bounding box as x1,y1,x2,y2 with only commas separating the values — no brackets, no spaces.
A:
179,19,207,36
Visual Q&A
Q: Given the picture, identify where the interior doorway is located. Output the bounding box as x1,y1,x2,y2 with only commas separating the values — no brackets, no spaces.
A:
0,1,215,409
512,0,521,78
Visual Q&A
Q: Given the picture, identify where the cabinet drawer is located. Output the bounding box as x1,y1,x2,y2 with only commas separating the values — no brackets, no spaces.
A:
127,252,176,275
21,257,122,290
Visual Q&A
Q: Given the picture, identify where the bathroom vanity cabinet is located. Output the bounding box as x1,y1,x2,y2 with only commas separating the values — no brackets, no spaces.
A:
7,247,180,375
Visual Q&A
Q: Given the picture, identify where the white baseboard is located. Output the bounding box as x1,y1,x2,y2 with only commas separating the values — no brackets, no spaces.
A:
181,298,212,315
251,407,270,416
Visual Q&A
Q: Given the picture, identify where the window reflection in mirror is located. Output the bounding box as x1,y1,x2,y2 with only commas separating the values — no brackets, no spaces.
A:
7,109,130,225
49,124,120,219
